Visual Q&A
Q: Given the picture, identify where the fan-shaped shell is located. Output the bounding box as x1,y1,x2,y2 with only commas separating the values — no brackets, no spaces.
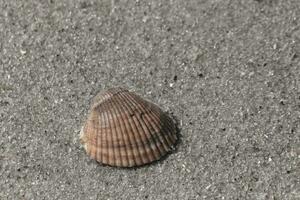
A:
80,87,178,167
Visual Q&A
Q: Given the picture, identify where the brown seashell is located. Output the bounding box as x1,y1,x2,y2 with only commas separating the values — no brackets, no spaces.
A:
80,87,178,167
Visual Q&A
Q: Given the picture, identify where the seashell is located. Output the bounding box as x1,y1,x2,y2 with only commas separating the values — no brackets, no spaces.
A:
80,87,178,167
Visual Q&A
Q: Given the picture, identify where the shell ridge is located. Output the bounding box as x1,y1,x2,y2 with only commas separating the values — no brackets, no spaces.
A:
82,121,90,156
143,103,176,144
99,107,105,163
121,94,164,160
143,107,173,149
108,94,129,167
115,93,150,165
124,93,173,152
112,95,137,166
120,92,166,157
160,113,178,143
128,93,175,144
106,96,123,166
92,88,128,109
104,102,117,166
147,105,175,148
122,92,171,153
140,101,176,147
101,103,111,165
118,92,159,162
95,109,100,161
90,114,97,159
85,123,92,157
87,107,101,160
96,93,112,108
113,94,141,166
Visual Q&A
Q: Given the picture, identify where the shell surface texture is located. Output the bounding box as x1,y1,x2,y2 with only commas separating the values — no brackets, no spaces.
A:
80,87,178,167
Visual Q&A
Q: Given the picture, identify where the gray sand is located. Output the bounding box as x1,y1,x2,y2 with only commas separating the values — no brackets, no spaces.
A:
0,0,299,199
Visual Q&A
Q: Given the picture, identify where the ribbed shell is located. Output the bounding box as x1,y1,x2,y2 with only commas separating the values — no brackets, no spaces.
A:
80,87,178,167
